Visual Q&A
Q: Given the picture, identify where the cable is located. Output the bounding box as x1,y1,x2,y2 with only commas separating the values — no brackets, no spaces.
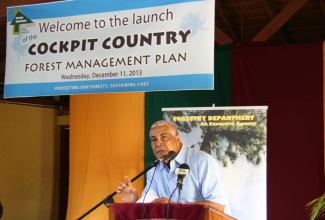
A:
141,166,157,220
166,186,178,220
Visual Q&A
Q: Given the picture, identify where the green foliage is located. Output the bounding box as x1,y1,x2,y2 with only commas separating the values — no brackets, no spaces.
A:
306,193,325,220
164,109,267,167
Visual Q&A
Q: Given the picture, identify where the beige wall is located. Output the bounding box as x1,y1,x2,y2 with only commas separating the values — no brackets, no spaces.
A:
0,102,61,220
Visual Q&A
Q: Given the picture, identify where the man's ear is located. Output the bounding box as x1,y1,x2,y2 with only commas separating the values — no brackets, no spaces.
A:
175,134,181,143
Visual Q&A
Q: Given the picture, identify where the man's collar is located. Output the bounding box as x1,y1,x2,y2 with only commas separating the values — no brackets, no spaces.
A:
174,145,186,165
158,146,187,171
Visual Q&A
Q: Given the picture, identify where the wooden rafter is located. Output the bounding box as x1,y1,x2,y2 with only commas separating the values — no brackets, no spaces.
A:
215,0,240,41
319,0,325,18
0,95,69,109
215,27,233,45
262,0,289,44
253,0,308,42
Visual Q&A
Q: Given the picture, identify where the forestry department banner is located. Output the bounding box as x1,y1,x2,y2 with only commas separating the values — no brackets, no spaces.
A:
5,0,214,98
163,106,268,220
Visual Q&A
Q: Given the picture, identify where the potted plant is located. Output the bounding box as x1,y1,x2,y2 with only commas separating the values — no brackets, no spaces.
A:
306,193,325,220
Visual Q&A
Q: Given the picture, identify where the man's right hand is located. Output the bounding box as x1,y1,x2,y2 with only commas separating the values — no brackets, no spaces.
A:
116,176,138,202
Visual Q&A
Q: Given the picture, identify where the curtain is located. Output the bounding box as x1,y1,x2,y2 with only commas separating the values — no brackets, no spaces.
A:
323,42,325,178
66,93,145,220
231,41,324,220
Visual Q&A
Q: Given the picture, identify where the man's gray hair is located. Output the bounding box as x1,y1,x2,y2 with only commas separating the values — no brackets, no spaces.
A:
150,120,179,136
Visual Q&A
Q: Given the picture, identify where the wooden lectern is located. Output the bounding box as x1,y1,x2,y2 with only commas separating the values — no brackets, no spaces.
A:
202,206,237,220
108,203,237,220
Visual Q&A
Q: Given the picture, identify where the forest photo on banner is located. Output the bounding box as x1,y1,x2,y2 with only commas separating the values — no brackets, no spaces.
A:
163,106,268,220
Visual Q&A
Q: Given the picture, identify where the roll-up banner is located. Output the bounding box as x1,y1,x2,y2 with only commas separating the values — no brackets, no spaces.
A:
163,106,268,220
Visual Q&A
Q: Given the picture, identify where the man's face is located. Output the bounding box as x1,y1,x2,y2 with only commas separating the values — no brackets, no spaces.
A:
149,124,181,159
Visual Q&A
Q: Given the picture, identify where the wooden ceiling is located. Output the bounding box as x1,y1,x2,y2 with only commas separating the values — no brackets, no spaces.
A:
0,0,325,109
215,0,325,45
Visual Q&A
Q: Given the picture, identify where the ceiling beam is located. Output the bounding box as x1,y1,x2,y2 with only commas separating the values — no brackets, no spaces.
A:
253,0,308,41
0,0,61,17
215,0,240,41
0,95,69,109
262,0,289,43
319,0,325,18
215,27,233,45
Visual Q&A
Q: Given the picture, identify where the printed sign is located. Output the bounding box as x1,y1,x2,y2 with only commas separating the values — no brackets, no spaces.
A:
5,0,215,98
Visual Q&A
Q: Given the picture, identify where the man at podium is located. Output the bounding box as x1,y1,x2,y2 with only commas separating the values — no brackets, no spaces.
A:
116,120,231,215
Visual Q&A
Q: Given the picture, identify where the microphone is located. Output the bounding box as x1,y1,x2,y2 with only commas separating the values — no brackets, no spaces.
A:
152,151,177,166
78,151,176,220
159,150,177,162
175,163,190,187
175,163,190,204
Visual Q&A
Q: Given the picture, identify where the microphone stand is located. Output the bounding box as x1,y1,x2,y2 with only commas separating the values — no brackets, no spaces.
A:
76,159,161,220
177,182,183,204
